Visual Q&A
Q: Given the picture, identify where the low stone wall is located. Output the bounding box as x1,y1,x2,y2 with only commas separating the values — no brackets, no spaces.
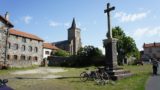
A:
48,56,106,66
48,56,70,66
8,60,40,68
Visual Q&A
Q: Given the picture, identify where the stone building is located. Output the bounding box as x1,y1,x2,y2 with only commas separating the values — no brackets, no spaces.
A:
54,18,82,55
43,43,59,59
7,29,44,67
0,13,14,67
142,42,160,61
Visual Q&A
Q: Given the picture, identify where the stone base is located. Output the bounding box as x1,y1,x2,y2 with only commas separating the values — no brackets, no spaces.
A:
107,68,133,81
103,38,118,70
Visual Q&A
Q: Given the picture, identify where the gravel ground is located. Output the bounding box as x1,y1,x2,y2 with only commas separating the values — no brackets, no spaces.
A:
0,67,70,90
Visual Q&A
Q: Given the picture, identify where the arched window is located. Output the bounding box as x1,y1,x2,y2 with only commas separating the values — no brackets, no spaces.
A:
21,55,25,60
28,46,32,52
21,45,25,51
14,55,18,60
34,47,38,53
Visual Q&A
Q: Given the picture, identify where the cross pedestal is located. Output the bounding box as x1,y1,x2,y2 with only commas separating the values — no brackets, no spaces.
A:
103,38,118,70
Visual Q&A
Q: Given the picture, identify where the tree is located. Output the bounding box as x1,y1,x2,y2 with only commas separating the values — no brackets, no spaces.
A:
54,49,70,57
75,45,103,66
77,45,103,57
112,26,140,65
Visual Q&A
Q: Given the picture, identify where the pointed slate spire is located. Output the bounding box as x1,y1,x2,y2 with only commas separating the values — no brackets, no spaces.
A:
71,18,76,29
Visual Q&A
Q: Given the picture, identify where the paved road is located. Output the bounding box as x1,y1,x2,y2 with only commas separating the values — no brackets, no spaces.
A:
146,64,160,90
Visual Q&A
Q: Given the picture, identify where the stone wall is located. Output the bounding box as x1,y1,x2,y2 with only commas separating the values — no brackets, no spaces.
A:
7,34,43,67
0,30,6,64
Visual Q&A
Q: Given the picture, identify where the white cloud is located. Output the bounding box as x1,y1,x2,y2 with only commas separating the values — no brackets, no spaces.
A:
22,16,32,24
64,22,70,27
114,11,150,22
49,21,61,27
133,26,160,39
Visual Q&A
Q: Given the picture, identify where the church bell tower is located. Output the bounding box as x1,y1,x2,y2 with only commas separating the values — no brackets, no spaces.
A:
68,18,82,55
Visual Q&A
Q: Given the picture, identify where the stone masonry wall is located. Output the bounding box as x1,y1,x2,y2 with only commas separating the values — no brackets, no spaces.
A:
0,30,6,65
7,34,43,67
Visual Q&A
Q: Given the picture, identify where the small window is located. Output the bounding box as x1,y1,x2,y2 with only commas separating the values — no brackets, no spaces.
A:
149,48,152,53
34,47,38,53
21,55,25,60
14,55,18,60
34,56,38,61
8,42,11,49
7,55,10,60
45,51,50,55
28,46,32,52
21,45,25,51
22,37,26,43
28,56,32,60
13,44,18,50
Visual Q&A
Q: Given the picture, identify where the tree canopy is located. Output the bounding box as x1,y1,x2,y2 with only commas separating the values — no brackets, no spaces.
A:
77,45,103,57
112,26,140,65
54,49,70,57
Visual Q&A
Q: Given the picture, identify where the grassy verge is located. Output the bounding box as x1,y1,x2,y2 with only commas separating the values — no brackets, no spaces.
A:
54,64,152,90
1,64,152,90
0,65,38,75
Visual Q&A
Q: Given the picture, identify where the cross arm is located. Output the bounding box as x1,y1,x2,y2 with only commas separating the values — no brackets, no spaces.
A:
104,6,115,13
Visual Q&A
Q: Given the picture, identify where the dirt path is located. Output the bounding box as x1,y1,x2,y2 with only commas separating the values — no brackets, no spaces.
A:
10,67,67,79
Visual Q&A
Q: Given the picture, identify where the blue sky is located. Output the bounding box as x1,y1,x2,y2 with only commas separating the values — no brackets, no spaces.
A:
1,0,160,52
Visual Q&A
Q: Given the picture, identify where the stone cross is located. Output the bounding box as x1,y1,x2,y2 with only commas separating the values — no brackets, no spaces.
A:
104,3,115,38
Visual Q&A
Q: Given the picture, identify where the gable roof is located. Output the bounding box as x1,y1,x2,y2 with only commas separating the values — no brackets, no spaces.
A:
43,43,59,50
143,42,160,48
9,29,43,41
0,15,13,28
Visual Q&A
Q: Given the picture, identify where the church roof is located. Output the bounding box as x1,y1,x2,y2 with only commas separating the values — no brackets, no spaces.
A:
43,43,59,50
54,40,69,46
9,29,43,41
68,18,80,30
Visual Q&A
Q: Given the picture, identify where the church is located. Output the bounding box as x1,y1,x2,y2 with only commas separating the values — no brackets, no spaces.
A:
53,18,82,55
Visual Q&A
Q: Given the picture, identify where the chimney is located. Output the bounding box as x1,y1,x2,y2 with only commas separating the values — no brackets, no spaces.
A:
5,12,9,21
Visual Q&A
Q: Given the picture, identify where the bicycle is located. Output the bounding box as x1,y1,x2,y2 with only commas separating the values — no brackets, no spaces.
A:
80,68,97,82
93,67,110,85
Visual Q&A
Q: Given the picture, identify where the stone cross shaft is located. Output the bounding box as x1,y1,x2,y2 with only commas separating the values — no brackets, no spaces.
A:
104,3,115,38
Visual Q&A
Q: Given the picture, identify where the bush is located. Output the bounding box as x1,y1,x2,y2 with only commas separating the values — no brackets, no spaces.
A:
55,49,70,57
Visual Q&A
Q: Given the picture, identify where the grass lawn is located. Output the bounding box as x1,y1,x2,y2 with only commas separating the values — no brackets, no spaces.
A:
0,64,152,90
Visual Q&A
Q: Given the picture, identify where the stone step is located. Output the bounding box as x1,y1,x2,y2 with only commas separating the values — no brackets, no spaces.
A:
110,73,134,80
107,69,131,75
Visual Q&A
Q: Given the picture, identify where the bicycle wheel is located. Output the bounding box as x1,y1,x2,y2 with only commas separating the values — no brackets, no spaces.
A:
80,72,88,82
102,72,110,84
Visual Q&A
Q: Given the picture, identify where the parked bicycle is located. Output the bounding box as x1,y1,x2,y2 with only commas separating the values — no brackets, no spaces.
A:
94,67,110,85
80,68,97,82
80,67,112,85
